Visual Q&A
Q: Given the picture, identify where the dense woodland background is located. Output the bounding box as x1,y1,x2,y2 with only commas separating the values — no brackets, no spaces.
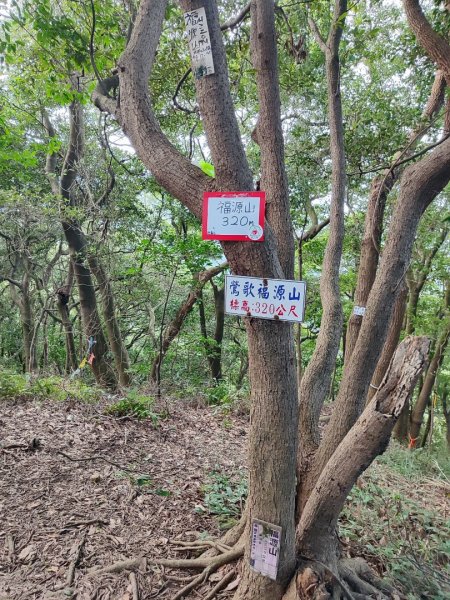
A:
0,0,449,599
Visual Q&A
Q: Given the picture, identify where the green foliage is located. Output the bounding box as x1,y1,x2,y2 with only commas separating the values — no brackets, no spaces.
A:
0,371,101,402
0,370,28,398
200,470,247,528
105,390,160,423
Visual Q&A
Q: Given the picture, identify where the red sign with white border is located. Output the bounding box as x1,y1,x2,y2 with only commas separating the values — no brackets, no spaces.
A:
202,191,265,242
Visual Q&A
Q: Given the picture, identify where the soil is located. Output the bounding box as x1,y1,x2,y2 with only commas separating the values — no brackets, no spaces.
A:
0,396,248,600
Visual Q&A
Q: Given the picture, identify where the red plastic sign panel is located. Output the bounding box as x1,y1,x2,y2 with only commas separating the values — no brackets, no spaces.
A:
202,191,265,241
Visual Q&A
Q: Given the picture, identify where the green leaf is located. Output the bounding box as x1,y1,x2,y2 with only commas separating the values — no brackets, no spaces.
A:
199,160,215,178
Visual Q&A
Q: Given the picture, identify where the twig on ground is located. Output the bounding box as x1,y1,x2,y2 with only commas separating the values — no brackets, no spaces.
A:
56,450,149,476
60,518,108,533
66,533,86,587
129,572,139,600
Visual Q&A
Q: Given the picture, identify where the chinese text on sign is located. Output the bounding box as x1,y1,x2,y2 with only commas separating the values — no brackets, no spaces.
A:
225,275,306,323
184,8,215,79
203,192,265,241
250,520,282,580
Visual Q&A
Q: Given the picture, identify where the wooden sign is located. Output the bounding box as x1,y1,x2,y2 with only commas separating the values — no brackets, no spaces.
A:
225,275,306,323
202,192,265,241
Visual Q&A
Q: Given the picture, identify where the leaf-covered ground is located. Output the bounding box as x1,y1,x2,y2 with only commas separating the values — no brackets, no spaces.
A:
0,396,449,599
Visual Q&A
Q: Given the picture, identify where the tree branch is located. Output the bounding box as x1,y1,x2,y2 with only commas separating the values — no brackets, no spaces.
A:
402,0,450,84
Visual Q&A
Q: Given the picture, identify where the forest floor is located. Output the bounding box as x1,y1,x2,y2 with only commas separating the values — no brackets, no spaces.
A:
0,394,449,600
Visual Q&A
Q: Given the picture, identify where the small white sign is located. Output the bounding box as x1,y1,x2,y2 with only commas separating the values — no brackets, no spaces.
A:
353,305,366,316
250,520,282,581
203,192,265,241
225,275,306,323
184,7,214,79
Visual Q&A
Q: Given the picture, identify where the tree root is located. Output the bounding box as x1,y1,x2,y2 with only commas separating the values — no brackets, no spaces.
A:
290,557,396,600
86,542,243,599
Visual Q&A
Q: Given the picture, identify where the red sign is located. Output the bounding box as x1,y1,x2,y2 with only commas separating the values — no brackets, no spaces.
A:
202,191,265,241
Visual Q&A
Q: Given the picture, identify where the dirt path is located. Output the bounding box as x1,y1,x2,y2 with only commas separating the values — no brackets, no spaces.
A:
0,397,248,599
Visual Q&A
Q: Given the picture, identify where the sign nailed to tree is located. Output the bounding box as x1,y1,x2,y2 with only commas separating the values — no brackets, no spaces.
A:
184,7,215,79
203,192,265,241
225,275,306,322
250,519,282,580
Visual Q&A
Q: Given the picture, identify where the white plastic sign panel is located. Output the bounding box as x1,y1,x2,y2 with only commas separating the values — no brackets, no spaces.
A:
184,7,215,79
203,192,266,241
250,520,282,581
225,275,306,323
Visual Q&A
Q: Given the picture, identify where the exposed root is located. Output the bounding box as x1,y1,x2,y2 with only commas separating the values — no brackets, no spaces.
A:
129,572,139,600
171,539,231,554
87,557,145,577
291,557,396,600
86,542,243,599
203,569,236,600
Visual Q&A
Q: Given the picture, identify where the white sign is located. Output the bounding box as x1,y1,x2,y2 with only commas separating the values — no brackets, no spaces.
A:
203,192,265,241
225,275,306,323
184,7,214,79
250,520,282,580
353,305,366,316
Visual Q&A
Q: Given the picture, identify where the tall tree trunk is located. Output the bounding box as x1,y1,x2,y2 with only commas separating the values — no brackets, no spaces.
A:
297,2,347,510
56,261,78,373
88,255,131,386
43,102,117,389
442,387,450,451
63,222,116,388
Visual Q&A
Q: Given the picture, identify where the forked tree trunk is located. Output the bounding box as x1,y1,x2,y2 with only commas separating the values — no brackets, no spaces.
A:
289,337,429,596
43,103,117,389
91,1,450,598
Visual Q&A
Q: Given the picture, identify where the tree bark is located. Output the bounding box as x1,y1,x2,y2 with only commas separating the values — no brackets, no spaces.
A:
297,2,347,499
409,317,450,444
87,255,131,386
345,69,446,362
56,261,78,373
311,133,450,489
296,336,429,566
367,284,408,404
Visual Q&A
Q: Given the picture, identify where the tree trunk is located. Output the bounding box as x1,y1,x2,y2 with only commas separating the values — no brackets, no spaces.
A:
367,284,408,404
63,222,116,389
409,318,450,444
292,337,429,592
442,387,450,451
88,255,131,386
345,69,446,363
150,263,226,383
56,261,78,373
199,284,225,383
